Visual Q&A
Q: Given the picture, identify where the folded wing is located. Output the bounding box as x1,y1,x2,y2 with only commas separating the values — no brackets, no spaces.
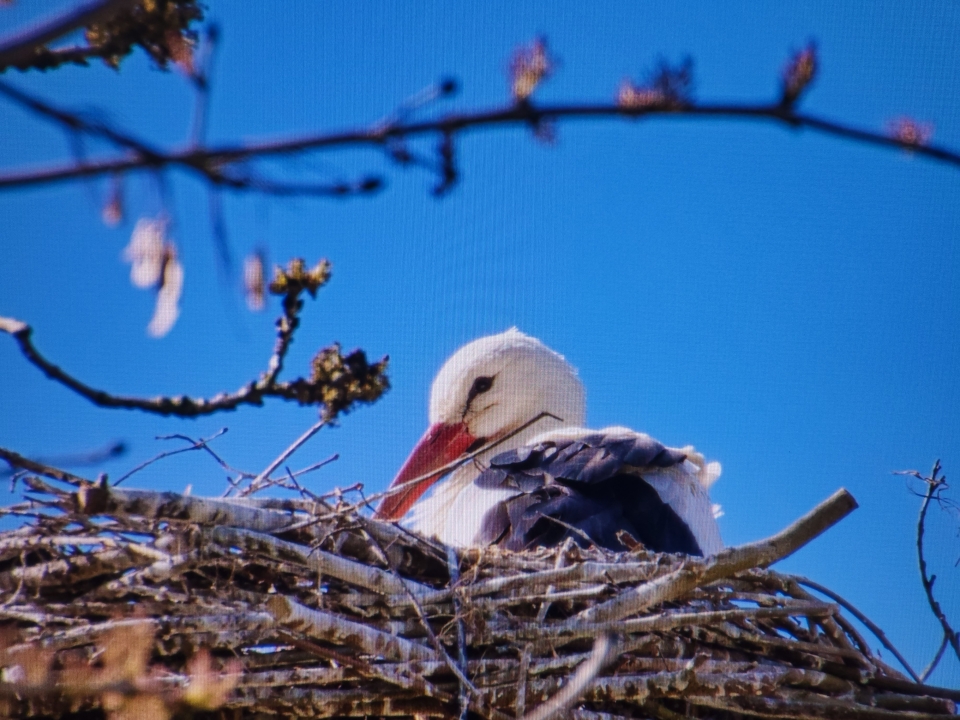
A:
474,429,722,556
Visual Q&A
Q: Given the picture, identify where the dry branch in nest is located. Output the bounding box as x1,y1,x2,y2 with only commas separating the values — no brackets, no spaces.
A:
0,472,955,720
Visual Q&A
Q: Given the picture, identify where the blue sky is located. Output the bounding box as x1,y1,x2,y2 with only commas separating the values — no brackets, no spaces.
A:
2,2,959,686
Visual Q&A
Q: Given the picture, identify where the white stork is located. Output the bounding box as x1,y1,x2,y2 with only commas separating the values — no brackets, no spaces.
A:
374,329,723,555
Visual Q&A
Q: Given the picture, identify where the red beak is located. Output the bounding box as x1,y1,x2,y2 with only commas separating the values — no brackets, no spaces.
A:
374,422,477,520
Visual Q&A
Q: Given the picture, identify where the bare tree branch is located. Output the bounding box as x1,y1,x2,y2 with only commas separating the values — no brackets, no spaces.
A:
0,79,161,157
0,259,388,421
0,0,134,71
0,78,380,198
0,314,290,416
1,99,957,195
915,461,960,665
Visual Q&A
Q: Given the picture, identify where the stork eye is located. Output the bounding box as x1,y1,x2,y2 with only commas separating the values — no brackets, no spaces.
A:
465,375,495,411
471,376,494,396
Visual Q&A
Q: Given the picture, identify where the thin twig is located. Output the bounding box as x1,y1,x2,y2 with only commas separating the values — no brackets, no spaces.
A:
113,428,229,487
370,411,561,518
188,24,219,147
0,315,291,416
0,80,163,159
358,520,480,697
520,633,614,720
793,575,921,683
349,503,515,720
915,460,960,664
280,467,323,503
240,419,326,497
289,454,341,480
156,430,251,477
921,633,950,683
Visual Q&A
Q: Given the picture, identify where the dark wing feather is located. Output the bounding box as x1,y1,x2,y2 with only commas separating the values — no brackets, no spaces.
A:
476,432,702,555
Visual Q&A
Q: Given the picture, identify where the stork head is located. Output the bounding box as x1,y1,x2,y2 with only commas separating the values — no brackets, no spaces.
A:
374,328,585,520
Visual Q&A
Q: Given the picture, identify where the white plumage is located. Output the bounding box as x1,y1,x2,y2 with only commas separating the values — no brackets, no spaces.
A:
375,329,723,556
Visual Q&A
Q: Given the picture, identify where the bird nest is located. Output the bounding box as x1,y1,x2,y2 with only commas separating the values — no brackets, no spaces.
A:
0,476,955,720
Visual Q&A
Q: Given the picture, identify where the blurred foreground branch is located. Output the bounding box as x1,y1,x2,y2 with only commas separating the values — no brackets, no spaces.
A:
2,94,957,196
1,39,957,204
0,0,203,72
0,0,132,71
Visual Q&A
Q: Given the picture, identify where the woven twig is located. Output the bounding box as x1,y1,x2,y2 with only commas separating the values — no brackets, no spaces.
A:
0,479,954,720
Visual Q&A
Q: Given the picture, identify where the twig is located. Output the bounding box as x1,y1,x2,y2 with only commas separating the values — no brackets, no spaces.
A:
0,79,163,159
921,634,950,683
915,460,960,664
188,24,219,147
370,411,561,518
156,430,251,476
794,575,921,683
113,428,229,487
76,484,310,535
240,419,326,497
358,519,480,694
0,0,134,71
279,467,322,502
536,514,598,547
520,633,613,720
0,315,288,416
289,454,340,480
241,175,384,198
274,629,375,672
498,603,836,646
351,508,518,720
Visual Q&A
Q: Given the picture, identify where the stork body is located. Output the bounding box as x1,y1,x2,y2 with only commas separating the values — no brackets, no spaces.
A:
375,329,723,556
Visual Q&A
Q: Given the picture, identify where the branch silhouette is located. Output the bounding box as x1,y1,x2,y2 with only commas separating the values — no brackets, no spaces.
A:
896,460,960,675
1,38,957,205
0,0,204,73
915,461,960,665
0,0,133,71
2,98,957,196
0,259,389,421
